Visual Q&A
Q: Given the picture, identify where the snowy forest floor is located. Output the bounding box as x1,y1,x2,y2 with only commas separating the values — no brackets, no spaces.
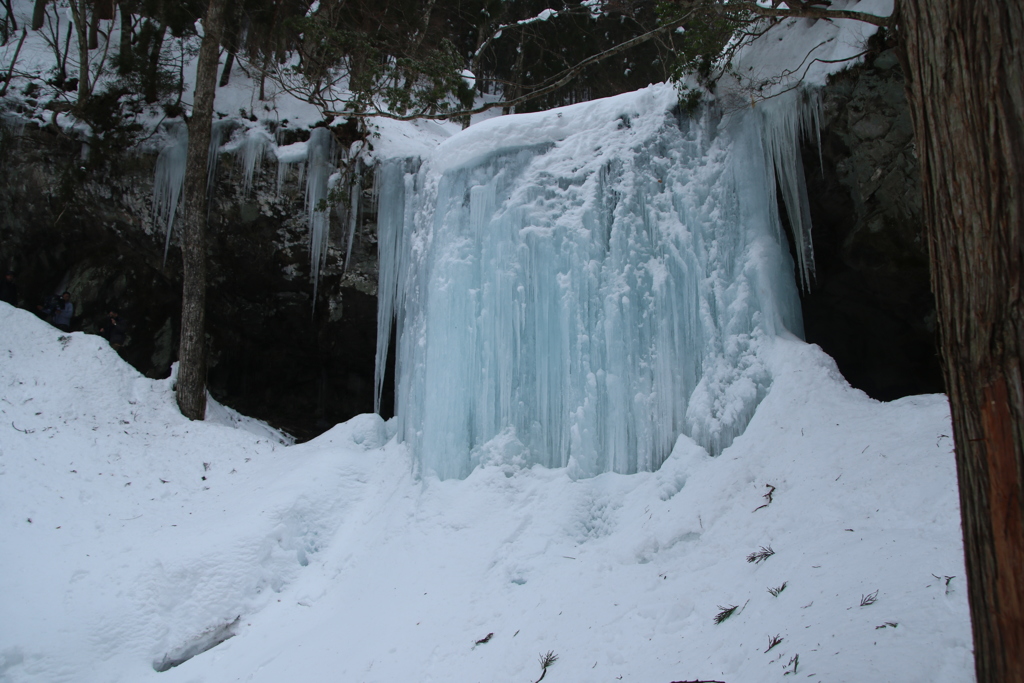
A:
0,303,972,682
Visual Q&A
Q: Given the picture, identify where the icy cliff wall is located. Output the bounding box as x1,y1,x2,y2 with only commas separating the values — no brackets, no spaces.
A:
377,85,816,479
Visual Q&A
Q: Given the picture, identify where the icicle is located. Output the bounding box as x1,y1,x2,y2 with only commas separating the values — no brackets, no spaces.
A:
305,127,336,304
153,119,237,265
206,119,233,198
758,89,821,291
373,157,420,415
343,157,361,272
152,122,188,266
274,139,309,194
235,127,272,196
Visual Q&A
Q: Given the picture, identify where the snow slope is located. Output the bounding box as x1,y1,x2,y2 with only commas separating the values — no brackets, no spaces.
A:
0,303,972,682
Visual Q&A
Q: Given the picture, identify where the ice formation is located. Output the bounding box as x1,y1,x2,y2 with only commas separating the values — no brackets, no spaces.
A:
152,120,234,264
231,126,273,196
376,85,817,479
305,127,336,302
153,122,344,301
152,123,188,265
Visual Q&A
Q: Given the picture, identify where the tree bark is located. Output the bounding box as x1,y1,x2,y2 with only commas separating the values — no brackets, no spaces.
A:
31,0,46,31
3,0,18,33
899,1,1024,680
92,0,115,21
88,8,98,50
117,2,132,74
218,49,234,87
141,19,165,103
67,0,90,104
176,0,227,421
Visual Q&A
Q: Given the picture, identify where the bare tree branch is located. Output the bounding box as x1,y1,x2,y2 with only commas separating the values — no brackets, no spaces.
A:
716,1,892,28
0,27,26,97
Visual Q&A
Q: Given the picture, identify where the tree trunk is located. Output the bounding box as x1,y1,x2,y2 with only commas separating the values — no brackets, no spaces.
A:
93,0,115,21
68,0,90,104
31,0,46,31
142,19,165,103
899,1,1024,680
3,0,18,33
88,8,98,49
218,49,234,87
176,0,227,421
117,2,132,74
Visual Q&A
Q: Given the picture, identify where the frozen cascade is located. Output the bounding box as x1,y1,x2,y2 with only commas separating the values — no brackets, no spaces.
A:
376,86,817,479
305,127,336,302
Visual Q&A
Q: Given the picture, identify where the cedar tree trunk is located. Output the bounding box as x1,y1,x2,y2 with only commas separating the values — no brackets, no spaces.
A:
899,0,1024,680
176,0,227,420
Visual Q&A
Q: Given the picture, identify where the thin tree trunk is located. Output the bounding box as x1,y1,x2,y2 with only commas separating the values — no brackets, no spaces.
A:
142,19,165,102
88,9,98,49
3,0,18,32
68,0,89,104
0,27,27,96
117,2,132,74
58,19,71,86
31,0,46,31
899,1,1024,680
218,49,233,87
176,0,227,420
258,55,266,100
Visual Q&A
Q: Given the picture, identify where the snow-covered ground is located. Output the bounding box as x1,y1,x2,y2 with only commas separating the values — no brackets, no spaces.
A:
0,303,972,682
0,0,975,680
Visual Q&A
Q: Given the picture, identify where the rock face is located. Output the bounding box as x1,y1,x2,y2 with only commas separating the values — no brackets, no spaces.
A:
0,120,388,440
800,48,944,400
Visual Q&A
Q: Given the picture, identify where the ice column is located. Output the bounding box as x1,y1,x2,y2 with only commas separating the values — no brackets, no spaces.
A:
152,123,188,265
759,89,821,291
374,158,421,414
234,127,273,196
305,127,336,302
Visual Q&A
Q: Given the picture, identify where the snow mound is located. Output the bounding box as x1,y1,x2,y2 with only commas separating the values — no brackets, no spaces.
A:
0,302,972,683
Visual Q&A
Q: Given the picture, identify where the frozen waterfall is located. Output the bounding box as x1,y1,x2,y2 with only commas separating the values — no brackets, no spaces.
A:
375,85,817,480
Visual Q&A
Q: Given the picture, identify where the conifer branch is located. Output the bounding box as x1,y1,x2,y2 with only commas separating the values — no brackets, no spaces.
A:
325,8,699,121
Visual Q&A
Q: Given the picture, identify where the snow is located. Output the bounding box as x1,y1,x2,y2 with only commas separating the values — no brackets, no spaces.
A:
725,0,894,98
0,303,972,682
